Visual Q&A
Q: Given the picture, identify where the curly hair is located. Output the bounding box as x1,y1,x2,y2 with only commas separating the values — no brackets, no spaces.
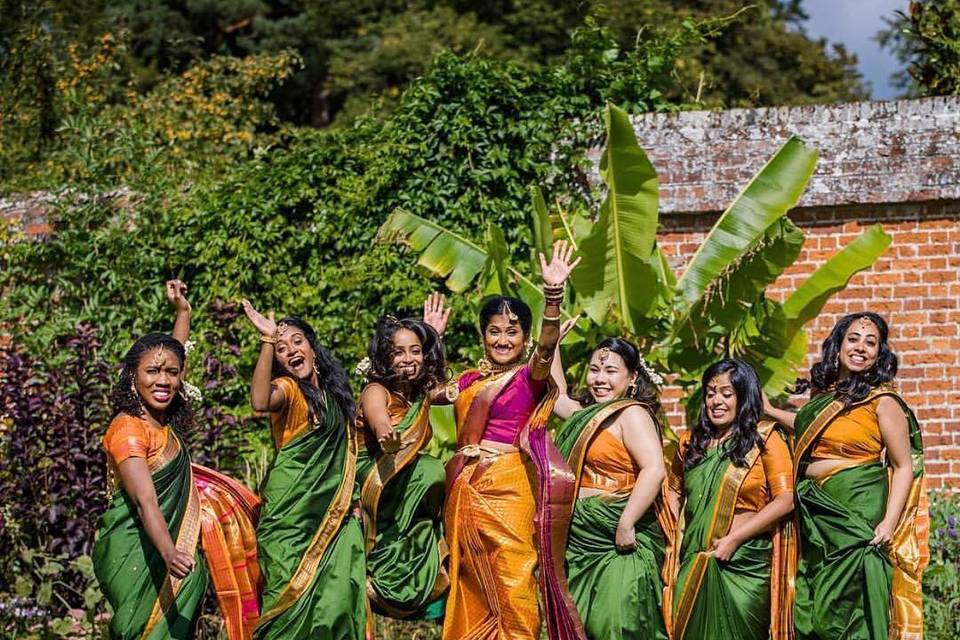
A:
578,337,661,417
273,316,355,423
794,312,897,407
110,332,193,435
478,295,533,337
684,359,764,471
365,316,447,398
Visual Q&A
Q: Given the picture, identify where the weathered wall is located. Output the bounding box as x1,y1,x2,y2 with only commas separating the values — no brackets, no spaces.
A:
627,97,960,489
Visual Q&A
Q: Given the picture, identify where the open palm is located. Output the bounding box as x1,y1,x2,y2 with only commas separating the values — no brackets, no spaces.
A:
241,299,277,337
539,240,581,287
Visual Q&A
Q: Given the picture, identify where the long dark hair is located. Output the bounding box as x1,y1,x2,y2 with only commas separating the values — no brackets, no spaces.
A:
479,295,532,337
110,332,193,435
794,312,897,407
684,359,764,470
273,316,355,424
365,316,447,397
579,337,661,417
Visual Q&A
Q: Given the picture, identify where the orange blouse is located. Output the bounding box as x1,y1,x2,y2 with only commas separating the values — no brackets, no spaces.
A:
269,376,313,449
102,414,176,490
810,396,883,462
580,429,639,492
355,383,411,449
671,429,794,513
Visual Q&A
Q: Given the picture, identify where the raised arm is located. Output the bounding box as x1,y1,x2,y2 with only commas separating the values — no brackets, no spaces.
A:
530,240,581,381
242,299,286,413
117,458,195,578
763,393,796,430
423,292,457,406
551,316,583,420
166,280,191,346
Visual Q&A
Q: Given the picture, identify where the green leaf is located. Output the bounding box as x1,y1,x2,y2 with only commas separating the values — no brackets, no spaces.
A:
783,224,893,333
571,103,662,332
528,185,554,260
677,136,818,305
37,580,52,605
482,223,513,296
377,208,487,292
83,584,103,608
15,575,33,597
73,554,95,578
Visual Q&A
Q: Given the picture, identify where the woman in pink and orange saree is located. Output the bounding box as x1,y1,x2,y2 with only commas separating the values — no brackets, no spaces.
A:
442,240,585,640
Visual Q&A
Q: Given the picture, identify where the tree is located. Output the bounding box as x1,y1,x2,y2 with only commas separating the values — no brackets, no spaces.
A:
877,0,960,97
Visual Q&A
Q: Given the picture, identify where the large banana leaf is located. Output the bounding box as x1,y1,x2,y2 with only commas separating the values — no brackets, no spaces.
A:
529,186,555,260
783,224,892,334
378,208,487,292
482,223,514,296
571,103,662,333
756,224,892,395
676,136,818,306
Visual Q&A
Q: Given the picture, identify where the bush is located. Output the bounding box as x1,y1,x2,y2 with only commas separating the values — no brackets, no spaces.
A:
925,490,960,639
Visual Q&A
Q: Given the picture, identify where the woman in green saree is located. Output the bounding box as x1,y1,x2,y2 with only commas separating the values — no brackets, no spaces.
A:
355,309,452,629
667,358,796,640
94,281,261,640
552,336,672,640
764,312,928,640
242,301,365,640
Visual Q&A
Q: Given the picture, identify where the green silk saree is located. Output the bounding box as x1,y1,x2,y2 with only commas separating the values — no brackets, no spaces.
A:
356,397,448,621
255,391,366,640
554,399,670,640
793,388,928,640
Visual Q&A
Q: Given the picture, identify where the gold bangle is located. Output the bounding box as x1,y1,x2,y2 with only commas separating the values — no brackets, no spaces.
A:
542,312,562,321
260,334,277,345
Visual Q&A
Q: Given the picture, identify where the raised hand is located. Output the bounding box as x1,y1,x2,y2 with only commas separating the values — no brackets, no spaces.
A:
241,299,277,337
423,292,451,336
539,240,581,288
165,279,191,314
559,314,581,342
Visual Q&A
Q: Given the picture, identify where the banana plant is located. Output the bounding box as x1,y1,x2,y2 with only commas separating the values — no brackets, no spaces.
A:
378,102,894,424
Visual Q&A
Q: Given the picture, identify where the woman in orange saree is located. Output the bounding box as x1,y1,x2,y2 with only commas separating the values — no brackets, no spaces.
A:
764,312,928,640
442,240,585,640
94,282,260,640
666,359,795,640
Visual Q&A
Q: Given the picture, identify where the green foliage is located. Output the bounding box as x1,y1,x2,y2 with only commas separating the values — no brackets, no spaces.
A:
877,0,960,97
925,490,960,639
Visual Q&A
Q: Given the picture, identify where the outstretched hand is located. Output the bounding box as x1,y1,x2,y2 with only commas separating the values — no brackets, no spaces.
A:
539,240,581,288
165,280,191,314
423,292,451,336
241,299,277,337
558,314,581,342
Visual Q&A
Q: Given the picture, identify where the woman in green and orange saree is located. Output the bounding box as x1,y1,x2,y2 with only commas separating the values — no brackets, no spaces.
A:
442,240,585,640
242,301,365,640
667,358,796,640
355,311,451,631
94,281,261,640
764,312,928,640
552,336,672,640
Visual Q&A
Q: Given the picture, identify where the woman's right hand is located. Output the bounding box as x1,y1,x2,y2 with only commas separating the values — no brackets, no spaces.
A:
423,292,451,336
375,426,402,454
242,299,277,337
162,547,195,579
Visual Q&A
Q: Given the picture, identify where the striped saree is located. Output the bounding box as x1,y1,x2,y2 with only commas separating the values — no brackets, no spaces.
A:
793,387,928,640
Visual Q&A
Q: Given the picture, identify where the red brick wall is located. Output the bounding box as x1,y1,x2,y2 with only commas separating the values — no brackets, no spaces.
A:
655,201,960,489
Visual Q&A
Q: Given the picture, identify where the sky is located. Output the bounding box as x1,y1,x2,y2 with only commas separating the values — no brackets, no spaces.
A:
801,0,910,99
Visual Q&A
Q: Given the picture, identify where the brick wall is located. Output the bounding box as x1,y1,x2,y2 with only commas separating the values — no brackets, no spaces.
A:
624,97,960,490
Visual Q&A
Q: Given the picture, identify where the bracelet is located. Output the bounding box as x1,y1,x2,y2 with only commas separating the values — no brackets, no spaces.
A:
542,312,562,321
260,334,277,345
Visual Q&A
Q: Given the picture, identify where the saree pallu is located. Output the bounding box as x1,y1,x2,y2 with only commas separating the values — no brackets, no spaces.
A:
255,395,366,640
793,389,928,640
554,399,670,640
356,397,448,625
670,421,794,640
443,367,584,640
94,436,261,640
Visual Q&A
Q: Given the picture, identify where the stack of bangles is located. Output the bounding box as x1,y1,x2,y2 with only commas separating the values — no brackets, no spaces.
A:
261,333,278,344
543,283,564,321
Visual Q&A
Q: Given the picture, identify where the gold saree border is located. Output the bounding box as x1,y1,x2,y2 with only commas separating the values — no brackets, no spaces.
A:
256,421,359,627
140,443,202,640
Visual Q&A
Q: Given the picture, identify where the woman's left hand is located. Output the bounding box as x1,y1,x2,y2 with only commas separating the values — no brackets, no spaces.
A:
709,534,741,562
539,240,581,288
870,519,897,547
615,520,637,553
422,292,451,336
